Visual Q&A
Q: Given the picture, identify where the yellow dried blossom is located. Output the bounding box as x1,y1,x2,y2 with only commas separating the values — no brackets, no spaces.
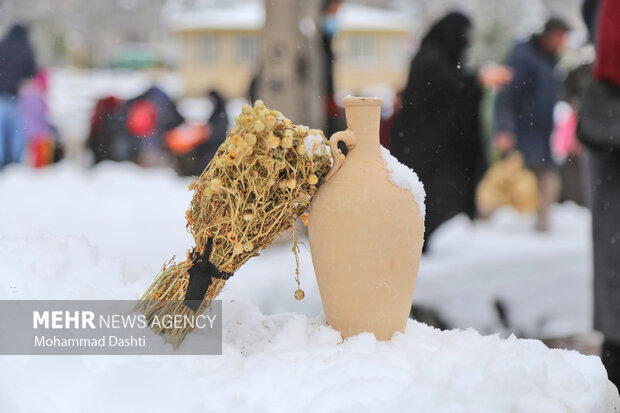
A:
308,174,318,185
215,157,227,168
230,134,244,147
287,178,297,189
266,132,280,149
238,145,253,159
296,144,307,156
243,212,255,221
241,104,252,114
253,120,265,132
242,115,253,128
300,212,309,226
282,129,294,140
210,178,222,192
233,243,244,255
244,133,257,146
265,115,277,128
294,289,305,300
243,241,254,252
281,136,293,149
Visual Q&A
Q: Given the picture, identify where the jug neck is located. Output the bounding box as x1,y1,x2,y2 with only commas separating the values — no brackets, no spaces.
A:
343,97,382,157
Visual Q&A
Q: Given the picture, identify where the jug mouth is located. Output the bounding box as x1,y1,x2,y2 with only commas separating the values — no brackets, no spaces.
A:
343,96,383,107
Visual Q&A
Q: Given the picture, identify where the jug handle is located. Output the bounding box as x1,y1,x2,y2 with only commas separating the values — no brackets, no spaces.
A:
324,129,357,182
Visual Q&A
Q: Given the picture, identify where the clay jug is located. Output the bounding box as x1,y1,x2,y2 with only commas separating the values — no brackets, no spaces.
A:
308,96,425,340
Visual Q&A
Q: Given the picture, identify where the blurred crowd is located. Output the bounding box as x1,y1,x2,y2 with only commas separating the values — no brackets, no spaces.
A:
382,0,620,386
0,0,619,385
0,22,231,176
0,24,61,169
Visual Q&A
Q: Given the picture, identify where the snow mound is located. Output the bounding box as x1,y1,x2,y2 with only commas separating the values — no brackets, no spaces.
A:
380,146,426,218
0,281,611,412
0,162,612,412
0,232,611,413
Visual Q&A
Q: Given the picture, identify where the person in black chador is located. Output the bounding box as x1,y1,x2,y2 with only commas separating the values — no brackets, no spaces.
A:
389,12,511,251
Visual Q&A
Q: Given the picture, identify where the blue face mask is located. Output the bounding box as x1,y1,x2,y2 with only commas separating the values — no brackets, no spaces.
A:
323,15,338,37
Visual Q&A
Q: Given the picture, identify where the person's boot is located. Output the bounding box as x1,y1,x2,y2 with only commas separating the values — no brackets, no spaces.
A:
601,340,620,387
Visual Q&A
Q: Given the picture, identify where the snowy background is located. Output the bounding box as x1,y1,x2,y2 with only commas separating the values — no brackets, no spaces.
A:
0,161,594,339
0,161,612,412
0,0,611,409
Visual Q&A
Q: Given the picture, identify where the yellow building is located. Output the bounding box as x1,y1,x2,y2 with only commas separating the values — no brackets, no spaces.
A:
166,1,414,97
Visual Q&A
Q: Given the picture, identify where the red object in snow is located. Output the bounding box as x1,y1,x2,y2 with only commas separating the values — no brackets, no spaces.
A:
126,100,158,137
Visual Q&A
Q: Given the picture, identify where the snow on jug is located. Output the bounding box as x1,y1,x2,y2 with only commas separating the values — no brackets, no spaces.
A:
308,96,425,340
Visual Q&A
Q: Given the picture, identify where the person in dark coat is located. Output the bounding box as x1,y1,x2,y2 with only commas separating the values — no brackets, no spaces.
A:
0,23,37,168
114,86,184,165
202,90,229,162
389,12,511,250
579,0,620,388
173,90,229,176
87,96,122,164
494,18,569,231
582,0,600,43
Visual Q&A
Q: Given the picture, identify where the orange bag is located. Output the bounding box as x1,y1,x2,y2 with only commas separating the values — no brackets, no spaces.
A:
165,123,209,156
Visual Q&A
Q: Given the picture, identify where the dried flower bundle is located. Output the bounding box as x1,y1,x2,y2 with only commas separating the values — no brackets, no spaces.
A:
136,100,332,346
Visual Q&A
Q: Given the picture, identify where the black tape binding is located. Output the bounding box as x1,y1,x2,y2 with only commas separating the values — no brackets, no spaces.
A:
183,239,232,312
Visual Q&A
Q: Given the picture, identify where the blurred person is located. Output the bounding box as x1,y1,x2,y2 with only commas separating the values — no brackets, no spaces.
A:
389,12,512,250
380,91,402,150
87,96,123,164
320,0,345,137
202,90,229,163
493,18,570,231
116,86,184,166
18,69,62,167
582,0,600,43
0,23,37,168
552,64,591,206
166,90,229,176
577,0,620,387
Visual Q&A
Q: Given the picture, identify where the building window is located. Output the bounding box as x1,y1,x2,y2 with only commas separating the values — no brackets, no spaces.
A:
387,36,408,67
198,35,218,65
236,35,259,66
347,36,374,65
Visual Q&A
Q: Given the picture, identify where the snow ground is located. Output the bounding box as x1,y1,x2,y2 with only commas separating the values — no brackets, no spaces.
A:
0,162,610,412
